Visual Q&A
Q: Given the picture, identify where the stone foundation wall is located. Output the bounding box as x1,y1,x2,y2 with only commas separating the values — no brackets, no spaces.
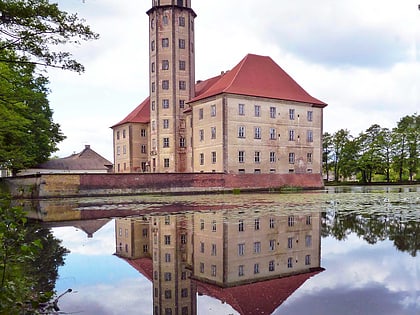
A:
2,172,324,198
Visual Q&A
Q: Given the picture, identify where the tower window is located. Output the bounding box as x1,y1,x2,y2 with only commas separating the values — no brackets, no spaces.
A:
179,60,186,70
179,39,185,49
179,80,186,90
163,119,169,129
179,16,185,26
162,38,169,48
162,80,169,90
162,60,169,70
164,158,170,168
163,15,168,25
162,99,169,109
151,62,155,72
151,40,155,51
163,138,170,148
179,100,185,108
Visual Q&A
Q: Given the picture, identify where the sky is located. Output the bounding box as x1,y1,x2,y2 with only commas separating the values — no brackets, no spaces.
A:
47,0,420,161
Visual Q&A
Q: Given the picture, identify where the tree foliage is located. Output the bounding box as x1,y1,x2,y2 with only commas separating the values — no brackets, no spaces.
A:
0,48,65,174
0,195,69,313
0,0,99,72
323,113,419,183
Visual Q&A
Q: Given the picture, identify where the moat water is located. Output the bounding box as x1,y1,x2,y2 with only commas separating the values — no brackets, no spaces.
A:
37,186,419,315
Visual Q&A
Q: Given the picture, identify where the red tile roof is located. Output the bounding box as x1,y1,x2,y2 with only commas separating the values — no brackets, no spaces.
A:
196,269,324,315
112,54,326,128
111,97,150,128
189,54,327,107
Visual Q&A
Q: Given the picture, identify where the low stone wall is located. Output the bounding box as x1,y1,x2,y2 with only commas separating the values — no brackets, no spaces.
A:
2,172,324,198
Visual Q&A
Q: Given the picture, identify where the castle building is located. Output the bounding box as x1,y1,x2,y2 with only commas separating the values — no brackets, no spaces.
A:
111,0,327,174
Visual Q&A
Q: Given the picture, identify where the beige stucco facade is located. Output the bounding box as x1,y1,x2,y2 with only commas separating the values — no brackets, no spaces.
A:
190,94,323,174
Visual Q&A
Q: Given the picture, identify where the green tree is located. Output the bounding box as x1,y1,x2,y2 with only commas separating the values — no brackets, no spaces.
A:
0,48,65,174
331,129,351,181
322,132,333,181
0,0,99,73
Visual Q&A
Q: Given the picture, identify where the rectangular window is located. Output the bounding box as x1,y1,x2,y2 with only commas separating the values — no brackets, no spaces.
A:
151,82,155,92
179,38,185,49
254,263,260,274
254,151,260,163
306,215,312,225
198,108,203,120
199,262,204,273
165,253,171,262
164,158,170,168
270,106,276,118
269,128,276,140
162,38,169,47
163,15,168,25
163,137,169,148
269,218,275,229
164,272,171,281
152,101,155,111
163,119,169,129
151,40,155,51
212,220,217,232
269,260,275,272
179,60,186,70
289,153,295,164
164,235,171,245
181,288,188,298
307,130,313,142
211,104,216,117
307,110,313,121
165,289,172,299
306,235,312,247
199,153,204,165
151,62,155,73
200,219,204,230
288,237,293,249
123,145,126,154
179,80,186,90
199,129,204,141
238,265,244,276
288,257,293,268
238,219,244,232
179,100,185,108
289,109,295,120
289,129,295,141
179,16,185,26
179,137,186,148
254,241,261,254
238,126,245,138
269,239,275,251
141,129,146,137
288,215,295,227
116,131,120,140
200,241,204,253
238,243,245,256
305,255,311,265
162,60,169,70
270,152,276,163
211,244,216,256
254,105,261,117
211,151,216,164
211,265,216,277
238,151,245,163
254,127,261,139
180,234,187,244
211,127,216,139
143,244,148,253
238,103,245,115
254,218,260,230
141,144,147,154
307,152,313,163
162,80,169,90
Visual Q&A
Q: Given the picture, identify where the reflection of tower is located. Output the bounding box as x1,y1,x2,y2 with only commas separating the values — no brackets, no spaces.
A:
193,211,321,287
147,0,196,172
151,214,196,315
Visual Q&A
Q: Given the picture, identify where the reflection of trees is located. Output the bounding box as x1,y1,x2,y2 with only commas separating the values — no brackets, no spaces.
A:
26,222,69,293
322,210,420,257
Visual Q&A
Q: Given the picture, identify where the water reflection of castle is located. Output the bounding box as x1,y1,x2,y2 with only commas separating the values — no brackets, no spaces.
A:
115,208,323,315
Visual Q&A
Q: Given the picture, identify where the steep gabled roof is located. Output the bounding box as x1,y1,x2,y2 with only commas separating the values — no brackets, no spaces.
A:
189,54,327,107
111,97,150,128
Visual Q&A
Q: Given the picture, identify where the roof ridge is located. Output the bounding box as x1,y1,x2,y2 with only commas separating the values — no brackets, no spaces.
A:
223,54,250,92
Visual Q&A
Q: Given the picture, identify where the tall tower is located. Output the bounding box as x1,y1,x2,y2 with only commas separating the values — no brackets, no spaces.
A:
147,0,196,172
